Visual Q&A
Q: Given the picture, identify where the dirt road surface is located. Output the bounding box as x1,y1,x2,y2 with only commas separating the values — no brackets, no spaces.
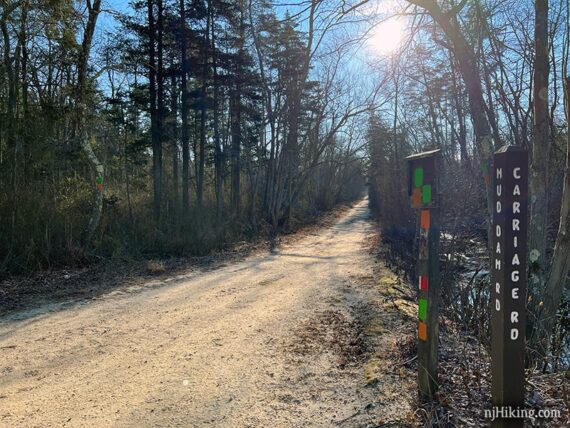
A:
0,200,414,427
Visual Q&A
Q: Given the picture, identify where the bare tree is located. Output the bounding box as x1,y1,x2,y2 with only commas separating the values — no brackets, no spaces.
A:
535,76,570,364
76,0,104,245
529,0,551,323
179,0,190,216
405,0,496,246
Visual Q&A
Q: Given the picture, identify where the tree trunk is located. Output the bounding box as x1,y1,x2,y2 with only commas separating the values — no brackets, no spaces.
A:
535,76,570,365
230,88,241,217
528,0,551,319
147,0,161,222
407,0,496,249
76,0,103,246
211,1,223,219
197,8,210,208
449,54,468,164
1,3,19,250
248,0,275,220
170,74,179,221
20,5,28,118
230,1,244,217
179,0,190,215
82,135,104,244
155,0,164,224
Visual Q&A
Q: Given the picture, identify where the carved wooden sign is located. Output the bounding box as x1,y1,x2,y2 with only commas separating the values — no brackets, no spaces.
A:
491,145,528,427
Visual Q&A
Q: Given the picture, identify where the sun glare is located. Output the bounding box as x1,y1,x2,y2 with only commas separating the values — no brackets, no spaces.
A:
368,18,406,56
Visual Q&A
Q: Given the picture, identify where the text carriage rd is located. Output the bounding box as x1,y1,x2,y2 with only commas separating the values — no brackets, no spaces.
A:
491,146,528,417
494,161,526,341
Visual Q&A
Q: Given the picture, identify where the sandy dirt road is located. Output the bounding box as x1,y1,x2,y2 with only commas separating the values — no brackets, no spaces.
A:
0,200,413,427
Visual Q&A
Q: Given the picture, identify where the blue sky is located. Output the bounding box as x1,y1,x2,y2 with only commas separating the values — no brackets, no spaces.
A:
98,0,131,33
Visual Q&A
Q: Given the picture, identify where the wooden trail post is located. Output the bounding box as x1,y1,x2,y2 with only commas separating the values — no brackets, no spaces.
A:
491,146,528,427
406,149,441,400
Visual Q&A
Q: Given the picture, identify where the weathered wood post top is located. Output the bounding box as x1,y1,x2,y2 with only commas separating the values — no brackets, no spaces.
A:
406,149,441,207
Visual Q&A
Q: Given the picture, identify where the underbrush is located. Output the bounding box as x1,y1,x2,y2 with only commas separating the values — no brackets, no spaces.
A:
374,221,570,426
0,181,361,279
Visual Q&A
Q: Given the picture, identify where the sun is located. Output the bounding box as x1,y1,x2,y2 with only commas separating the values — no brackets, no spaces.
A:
368,18,406,55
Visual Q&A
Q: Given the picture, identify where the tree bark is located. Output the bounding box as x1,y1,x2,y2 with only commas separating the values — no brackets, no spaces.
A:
535,76,570,365
155,0,164,224
1,2,18,196
179,0,190,216
529,0,551,315
230,88,241,217
449,54,468,164
211,0,223,219
248,0,275,220
147,0,161,222
230,0,244,217
170,74,179,221
76,0,103,246
197,6,210,208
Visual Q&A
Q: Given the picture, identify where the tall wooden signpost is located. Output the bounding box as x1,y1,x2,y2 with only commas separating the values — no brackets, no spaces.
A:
491,146,528,427
407,149,441,400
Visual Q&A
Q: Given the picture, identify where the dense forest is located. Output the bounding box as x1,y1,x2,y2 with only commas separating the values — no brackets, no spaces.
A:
1,0,569,384
0,0,371,276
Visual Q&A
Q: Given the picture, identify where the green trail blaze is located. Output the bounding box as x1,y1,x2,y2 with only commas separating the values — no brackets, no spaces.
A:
422,185,432,204
414,167,424,188
419,298,428,321
96,176,103,184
